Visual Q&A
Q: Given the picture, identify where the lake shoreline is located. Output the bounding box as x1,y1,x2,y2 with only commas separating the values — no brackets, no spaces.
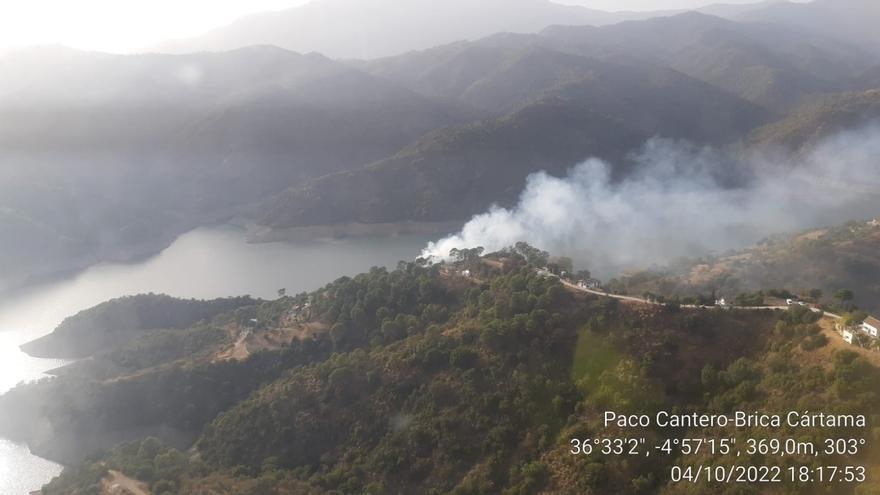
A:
0,227,189,301
2,220,461,302
0,437,64,494
243,220,462,244
9,221,459,362
0,226,439,493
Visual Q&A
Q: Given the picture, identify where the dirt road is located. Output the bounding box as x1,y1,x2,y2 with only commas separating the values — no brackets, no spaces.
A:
102,470,149,495
214,328,251,362
561,279,841,319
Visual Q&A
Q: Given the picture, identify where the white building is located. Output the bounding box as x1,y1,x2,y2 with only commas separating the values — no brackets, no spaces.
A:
577,279,601,289
862,316,880,338
843,329,855,344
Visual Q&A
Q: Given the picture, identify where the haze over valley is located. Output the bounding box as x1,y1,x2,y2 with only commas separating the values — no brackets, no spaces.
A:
1,0,880,493
3,0,880,295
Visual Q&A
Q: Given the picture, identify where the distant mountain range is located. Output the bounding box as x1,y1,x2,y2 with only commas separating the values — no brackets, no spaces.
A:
0,45,471,290
153,0,665,59
2,1,880,291
153,0,880,60
259,45,775,228
538,12,874,111
732,0,880,52
254,9,880,231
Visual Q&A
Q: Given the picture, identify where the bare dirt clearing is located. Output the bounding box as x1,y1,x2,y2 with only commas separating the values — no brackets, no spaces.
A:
213,321,330,362
101,470,149,495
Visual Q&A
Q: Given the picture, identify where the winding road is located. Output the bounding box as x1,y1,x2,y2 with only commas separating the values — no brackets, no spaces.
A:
559,279,841,319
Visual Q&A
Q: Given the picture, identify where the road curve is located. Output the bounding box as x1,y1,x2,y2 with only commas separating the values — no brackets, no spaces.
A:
560,279,841,320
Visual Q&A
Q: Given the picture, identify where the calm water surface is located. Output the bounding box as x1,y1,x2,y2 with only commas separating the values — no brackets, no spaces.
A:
0,226,433,494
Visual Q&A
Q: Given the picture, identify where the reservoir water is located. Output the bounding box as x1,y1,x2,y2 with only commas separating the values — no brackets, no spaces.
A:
0,225,434,494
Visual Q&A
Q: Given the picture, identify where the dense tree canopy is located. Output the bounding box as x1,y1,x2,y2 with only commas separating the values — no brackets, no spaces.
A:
8,250,878,494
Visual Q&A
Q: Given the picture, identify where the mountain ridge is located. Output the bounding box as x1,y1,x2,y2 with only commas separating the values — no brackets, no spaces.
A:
0,45,474,292
151,0,668,59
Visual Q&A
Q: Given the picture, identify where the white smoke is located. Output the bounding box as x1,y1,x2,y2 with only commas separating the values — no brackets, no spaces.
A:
423,125,880,276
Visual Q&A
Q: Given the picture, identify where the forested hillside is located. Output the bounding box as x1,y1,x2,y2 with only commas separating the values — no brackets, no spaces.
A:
609,219,880,314
749,89,880,152
1,246,873,494
258,97,646,227
20,294,258,359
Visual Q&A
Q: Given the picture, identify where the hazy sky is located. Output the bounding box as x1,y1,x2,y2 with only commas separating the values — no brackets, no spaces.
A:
0,0,798,53
0,0,311,53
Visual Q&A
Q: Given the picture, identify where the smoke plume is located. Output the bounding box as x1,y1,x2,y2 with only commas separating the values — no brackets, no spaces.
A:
423,125,880,276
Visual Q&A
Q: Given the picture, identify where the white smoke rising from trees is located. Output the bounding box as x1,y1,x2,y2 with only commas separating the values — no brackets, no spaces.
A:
423,125,880,276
